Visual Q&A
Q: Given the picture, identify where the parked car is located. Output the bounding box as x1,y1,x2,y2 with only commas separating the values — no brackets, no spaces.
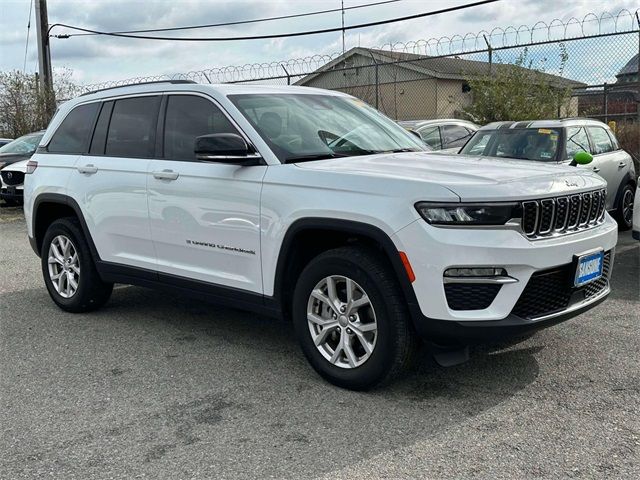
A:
633,179,639,241
24,81,617,390
0,131,45,169
459,119,636,230
398,119,479,151
0,159,29,205
0,138,13,147
0,131,45,205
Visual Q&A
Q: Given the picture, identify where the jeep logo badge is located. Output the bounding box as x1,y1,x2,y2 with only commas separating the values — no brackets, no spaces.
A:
565,179,578,187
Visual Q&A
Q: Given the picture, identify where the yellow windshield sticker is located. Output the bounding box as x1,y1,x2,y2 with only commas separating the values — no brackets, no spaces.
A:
550,134,558,141
538,128,553,134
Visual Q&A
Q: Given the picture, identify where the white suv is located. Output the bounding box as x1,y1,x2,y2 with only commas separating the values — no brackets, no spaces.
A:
24,81,618,389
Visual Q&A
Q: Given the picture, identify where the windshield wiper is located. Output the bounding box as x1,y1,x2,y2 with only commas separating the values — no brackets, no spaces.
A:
284,153,349,164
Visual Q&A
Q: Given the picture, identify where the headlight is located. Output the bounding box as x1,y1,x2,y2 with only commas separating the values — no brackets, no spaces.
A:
415,202,520,226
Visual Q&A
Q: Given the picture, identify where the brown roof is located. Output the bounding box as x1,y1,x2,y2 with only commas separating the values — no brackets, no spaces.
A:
298,47,585,88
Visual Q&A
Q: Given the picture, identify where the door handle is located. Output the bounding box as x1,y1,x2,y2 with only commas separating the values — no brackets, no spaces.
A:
153,169,179,181
592,166,600,173
77,164,98,175
618,162,627,169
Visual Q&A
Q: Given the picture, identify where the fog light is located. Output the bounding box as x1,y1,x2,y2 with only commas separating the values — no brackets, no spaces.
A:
444,267,507,277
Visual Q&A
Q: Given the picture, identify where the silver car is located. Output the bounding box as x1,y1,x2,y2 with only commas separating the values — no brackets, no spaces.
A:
460,119,636,230
398,119,479,151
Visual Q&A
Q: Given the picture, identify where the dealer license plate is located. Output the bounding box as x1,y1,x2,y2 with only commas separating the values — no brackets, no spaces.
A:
574,250,604,287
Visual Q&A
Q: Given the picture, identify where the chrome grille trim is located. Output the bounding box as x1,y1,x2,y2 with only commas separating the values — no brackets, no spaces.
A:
521,189,607,240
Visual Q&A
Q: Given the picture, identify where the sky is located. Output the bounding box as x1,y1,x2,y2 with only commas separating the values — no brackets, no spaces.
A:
0,0,638,87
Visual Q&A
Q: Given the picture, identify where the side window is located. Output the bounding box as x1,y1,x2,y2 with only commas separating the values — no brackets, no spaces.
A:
606,129,620,150
587,127,613,155
565,127,590,159
89,101,113,155
418,126,441,149
164,95,240,161
105,96,161,158
48,103,100,154
442,125,471,149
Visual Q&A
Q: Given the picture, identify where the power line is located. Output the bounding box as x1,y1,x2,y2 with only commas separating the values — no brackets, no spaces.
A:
57,0,403,37
49,0,500,42
23,0,34,72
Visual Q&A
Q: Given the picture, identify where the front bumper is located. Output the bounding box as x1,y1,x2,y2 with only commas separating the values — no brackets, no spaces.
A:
393,214,618,341
1,185,24,202
412,286,609,344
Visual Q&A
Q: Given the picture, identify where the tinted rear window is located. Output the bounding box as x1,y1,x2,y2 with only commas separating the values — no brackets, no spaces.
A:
48,103,100,154
105,96,160,158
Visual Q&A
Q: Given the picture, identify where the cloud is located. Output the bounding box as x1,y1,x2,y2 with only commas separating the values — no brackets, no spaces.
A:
1,0,637,86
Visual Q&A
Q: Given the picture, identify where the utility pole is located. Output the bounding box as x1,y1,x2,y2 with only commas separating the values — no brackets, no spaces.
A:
34,0,55,117
341,0,345,55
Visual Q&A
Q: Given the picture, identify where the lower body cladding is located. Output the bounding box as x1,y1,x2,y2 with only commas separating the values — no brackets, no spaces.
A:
393,215,619,345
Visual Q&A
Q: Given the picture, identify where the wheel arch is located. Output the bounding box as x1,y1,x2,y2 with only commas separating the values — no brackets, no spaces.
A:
273,218,420,321
32,193,100,261
612,172,636,210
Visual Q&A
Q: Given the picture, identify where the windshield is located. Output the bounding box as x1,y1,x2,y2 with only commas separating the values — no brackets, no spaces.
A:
460,128,561,162
0,132,43,155
228,94,426,163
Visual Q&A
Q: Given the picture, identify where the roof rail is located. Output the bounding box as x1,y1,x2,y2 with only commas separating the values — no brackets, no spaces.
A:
80,79,197,97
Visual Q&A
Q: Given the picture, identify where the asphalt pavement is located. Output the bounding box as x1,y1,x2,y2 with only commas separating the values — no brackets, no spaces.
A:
1,204,638,479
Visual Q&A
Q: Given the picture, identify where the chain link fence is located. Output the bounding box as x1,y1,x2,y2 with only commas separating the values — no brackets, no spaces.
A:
78,9,640,159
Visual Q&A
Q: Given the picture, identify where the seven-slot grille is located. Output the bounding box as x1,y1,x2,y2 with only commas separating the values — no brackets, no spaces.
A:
0,170,25,186
521,189,606,239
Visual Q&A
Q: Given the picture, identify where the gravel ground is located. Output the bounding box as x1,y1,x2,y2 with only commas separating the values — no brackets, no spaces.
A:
1,204,638,479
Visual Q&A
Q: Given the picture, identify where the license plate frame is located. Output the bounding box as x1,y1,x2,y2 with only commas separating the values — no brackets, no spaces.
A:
574,249,604,287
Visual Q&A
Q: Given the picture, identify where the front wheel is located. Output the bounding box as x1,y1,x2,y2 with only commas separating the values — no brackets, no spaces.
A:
292,246,418,390
614,183,634,231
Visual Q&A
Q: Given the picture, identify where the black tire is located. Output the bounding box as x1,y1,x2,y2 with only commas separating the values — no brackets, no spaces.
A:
614,183,634,231
292,246,418,390
41,217,113,312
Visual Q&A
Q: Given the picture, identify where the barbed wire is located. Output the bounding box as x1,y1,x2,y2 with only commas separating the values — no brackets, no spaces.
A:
78,8,639,93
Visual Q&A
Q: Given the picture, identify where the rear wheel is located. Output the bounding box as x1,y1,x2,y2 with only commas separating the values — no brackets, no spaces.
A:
292,246,418,390
41,217,113,312
614,183,634,231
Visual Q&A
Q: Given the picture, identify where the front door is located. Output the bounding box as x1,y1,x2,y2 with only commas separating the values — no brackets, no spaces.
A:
586,125,628,210
147,93,266,293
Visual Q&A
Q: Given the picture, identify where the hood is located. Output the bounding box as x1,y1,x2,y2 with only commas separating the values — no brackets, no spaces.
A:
0,152,32,166
1,158,30,172
294,152,605,201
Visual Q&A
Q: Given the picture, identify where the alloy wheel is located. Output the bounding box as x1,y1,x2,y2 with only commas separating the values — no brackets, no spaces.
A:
306,275,377,369
47,235,80,299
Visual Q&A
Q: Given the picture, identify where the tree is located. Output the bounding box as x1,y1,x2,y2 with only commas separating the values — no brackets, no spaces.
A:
463,46,573,124
0,68,79,138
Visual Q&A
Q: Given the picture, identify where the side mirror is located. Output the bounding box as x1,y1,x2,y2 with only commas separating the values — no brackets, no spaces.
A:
194,133,261,165
572,151,593,166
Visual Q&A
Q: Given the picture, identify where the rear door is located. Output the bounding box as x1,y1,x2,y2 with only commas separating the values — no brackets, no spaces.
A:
67,95,160,270
147,93,266,293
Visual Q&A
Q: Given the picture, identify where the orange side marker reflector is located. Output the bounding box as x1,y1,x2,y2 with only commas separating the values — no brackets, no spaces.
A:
399,251,416,283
